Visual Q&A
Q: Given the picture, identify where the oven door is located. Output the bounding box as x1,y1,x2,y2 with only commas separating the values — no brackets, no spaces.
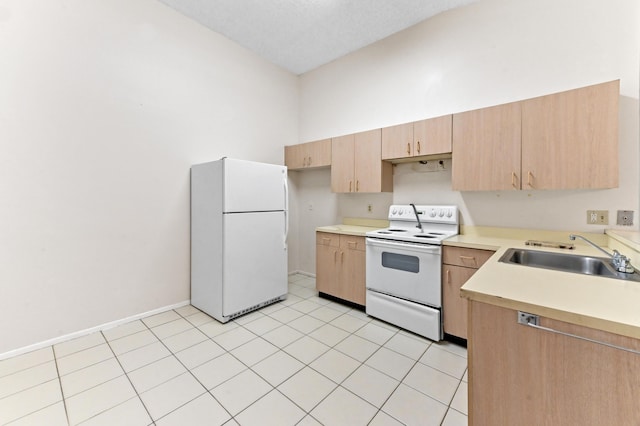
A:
366,238,442,307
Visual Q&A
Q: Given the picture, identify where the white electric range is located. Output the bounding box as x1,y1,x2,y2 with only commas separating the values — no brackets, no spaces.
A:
365,204,459,341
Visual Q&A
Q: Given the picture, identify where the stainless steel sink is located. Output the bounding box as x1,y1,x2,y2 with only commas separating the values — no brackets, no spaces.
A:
498,248,640,282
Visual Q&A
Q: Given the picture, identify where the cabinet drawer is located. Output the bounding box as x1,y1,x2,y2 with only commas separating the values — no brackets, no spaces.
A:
316,232,340,247
443,246,495,268
340,235,365,251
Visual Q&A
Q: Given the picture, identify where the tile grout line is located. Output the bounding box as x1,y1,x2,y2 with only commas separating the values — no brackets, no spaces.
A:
51,345,71,426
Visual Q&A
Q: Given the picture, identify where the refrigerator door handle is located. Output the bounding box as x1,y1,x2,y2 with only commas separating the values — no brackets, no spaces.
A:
283,174,289,246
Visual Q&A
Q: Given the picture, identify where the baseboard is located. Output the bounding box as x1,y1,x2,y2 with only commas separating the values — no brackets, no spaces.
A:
0,300,191,361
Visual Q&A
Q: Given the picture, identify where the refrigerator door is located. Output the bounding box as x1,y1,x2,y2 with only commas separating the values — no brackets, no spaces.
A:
222,210,288,316
223,158,287,213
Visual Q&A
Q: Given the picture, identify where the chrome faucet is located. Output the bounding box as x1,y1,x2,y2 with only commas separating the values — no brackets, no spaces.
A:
410,203,423,231
569,234,635,273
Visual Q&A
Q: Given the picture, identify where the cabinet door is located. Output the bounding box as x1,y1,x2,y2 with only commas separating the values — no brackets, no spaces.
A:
306,139,332,169
284,144,305,170
521,80,619,190
381,123,414,159
469,301,640,425
452,102,522,191
354,129,393,193
316,233,340,296
414,115,452,156
331,134,355,192
339,236,366,305
442,264,476,339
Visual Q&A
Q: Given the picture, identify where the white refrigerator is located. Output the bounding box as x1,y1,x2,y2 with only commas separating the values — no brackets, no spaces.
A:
190,158,288,323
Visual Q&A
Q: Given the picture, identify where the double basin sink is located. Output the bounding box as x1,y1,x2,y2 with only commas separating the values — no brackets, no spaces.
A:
499,248,640,282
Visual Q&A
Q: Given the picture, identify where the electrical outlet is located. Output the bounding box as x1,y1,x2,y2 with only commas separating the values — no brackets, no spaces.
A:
617,210,634,226
586,210,608,225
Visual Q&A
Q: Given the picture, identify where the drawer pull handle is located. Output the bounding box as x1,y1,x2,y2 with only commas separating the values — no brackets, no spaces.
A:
459,255,477,266
407,142,411,155
512,172,517,188
446,269,451,284
518,311,640,356
527,171,533,187
416,140,421,154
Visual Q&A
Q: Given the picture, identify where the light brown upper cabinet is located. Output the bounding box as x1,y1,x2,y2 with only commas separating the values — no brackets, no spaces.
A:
381,115,452,161
331,129,393,193
452,102,522,191
284,139,331,170
453,80,619,191
521,80,619,189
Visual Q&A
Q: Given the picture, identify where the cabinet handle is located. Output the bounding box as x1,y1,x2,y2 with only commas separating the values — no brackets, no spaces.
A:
334,250,337,262
407,142,411,155
347,241,357,249
459,255,477,267
518,311,640,356
416,140,421,154
341,251,344,263
308,156,312,166
446,269,451,284
356,180,360,192
527,171,533,188
512,172,517,188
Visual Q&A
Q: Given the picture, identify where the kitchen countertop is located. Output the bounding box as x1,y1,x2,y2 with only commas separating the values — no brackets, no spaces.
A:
316,217,389,237
446,233,640,340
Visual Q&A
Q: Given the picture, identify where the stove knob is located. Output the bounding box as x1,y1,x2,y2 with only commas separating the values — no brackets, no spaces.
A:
438,209,445,217
429,209,436,218
446,209,453,218
392,208,397,215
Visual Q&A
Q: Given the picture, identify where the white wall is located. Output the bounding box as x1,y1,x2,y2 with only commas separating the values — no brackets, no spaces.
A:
294,0,640,273
0,0,298,355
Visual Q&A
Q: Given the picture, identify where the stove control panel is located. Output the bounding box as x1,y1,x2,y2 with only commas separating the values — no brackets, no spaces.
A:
388,205,458,224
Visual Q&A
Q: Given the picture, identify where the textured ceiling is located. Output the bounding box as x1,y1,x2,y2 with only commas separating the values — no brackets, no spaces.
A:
157,0,477,75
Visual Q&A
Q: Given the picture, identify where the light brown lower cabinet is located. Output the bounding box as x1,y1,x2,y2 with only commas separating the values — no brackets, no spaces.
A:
468,301,640,425
316,232,365,305
442,246,495,339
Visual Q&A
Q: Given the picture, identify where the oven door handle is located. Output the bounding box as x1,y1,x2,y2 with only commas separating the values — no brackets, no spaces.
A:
366,238,441,252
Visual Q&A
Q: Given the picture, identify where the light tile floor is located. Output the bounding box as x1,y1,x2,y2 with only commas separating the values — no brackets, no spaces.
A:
0,274,468,426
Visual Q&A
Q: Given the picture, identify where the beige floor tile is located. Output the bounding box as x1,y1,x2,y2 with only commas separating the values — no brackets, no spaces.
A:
309,349,360,384
197,319,238,338
297,415,323,425
60,358,124,397
0,361,58,399
280,294,303,306
308,306,343,322
235,389,306,426
242,316,282,335
183,311,214,327
230,337,278,366
334,334,380,362
308,324,350,347
261,325,304,348
139,372,206,420
53,332,105,358
329,314,369,333
127,355,187,393
174,339,225,369
365,346,415,381
191,353,246,390
288,286,317,299
65,376,136,425
155,393,230,426
151,318,194,340
210,369,272,416
0,347,53,378
342,364,399,407
403,362,460,405
0,379,62,424
116,341,171,373
435,340,468,358
174,304,201,317
383,333,431,360
322,301,351,313
354,322,396,345
142,310,181,328
369,410,404,425
310,386,377,426
7,401,68,426
212,327,257,351
108,330,158,356
56,344,114,376
252,351,304,386
232,310,265,325
80,397,151,426
450,382,468,415
289,300,322,314
278,367,336,412
419,345,468,379
382,384,448,426
102,320,147,342
283,336,329,364
286,315,324,334
267,306,304,324
442,408,468,426
161,328,208,353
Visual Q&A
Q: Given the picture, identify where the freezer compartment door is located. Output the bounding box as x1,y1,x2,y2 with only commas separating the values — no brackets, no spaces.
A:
222,211,288,316
223,158,287,213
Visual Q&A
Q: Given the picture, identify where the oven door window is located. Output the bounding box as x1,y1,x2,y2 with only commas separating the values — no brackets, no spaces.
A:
381,252,420,273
